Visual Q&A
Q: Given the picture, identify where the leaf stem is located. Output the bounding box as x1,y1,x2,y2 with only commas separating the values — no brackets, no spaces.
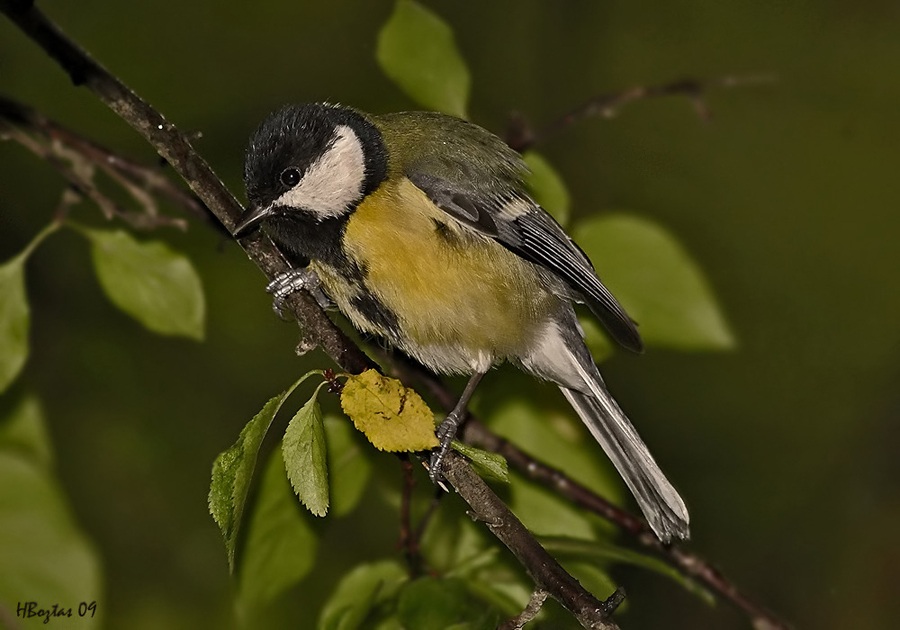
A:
16,219,63,262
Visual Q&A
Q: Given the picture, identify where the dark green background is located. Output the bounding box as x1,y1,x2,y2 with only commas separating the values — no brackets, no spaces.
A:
2,1,899,628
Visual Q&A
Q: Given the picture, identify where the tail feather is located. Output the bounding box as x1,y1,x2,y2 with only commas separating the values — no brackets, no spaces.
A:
562,368,690,542
516,317,690,542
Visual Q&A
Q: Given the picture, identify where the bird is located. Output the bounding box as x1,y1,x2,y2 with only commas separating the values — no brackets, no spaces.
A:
232,102,689,542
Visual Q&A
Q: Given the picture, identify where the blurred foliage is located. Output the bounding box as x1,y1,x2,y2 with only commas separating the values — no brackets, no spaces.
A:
575,214,735,351
0,395,103,626
235,450,317,619
377,0,471,118
0,247,29,391
523,150,572,226
81,227,206,341
2,0,899,629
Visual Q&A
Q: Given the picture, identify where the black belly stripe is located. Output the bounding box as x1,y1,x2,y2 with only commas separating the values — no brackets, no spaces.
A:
264,206,401,339
350,291,401,338
266,211,361,276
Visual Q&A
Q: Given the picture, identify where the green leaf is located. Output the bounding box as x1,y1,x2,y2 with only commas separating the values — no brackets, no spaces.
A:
324,415,372,517
523,151,571,227
0,394,53,469
0,222,61,393
541,536,715,605
509,475,596,540
574,214,735,350
209,392,288,571
397,577,500,630
463,576,532,619
83,228,205,340
451,441,508,483
0,400,103,624
489,393,624,503
0,253,29,392
485,394,623,538
420,498,494,576
376,0,470,117
562,562,621,610
209,371,322,570
577,315,615,364
236,451,318,616
318,559,407,630
418,502,531,616
283,390,329,517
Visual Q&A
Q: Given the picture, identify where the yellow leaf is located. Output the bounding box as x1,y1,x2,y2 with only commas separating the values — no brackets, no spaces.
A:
340,370,438,452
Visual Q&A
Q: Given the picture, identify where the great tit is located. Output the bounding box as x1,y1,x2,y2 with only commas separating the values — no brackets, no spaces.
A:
233,103,689,542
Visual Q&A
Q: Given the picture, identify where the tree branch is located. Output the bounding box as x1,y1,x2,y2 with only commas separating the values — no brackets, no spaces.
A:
0,0,366,367
506,74,775,152
443,452,623,629
386,353,791,630
499,589,549,630
463,421,790,630
398,456,425,578
0,2,620,626
1,94,210,231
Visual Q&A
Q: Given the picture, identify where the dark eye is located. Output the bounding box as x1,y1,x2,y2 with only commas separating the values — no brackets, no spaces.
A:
280,167,301,188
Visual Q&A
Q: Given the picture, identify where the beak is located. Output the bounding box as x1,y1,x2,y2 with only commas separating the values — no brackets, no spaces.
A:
232,203,273,238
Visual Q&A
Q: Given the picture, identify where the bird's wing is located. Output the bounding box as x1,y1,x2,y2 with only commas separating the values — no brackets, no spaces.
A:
373,111,641,351
407,170,643,353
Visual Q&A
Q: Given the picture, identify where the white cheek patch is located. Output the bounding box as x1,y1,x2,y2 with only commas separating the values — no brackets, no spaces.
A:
274,125,366,219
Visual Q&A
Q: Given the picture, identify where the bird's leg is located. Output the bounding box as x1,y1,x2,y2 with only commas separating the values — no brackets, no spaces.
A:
429,371,486,483
266,267,333,317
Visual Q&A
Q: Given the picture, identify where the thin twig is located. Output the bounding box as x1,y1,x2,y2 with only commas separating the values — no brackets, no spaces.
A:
0,94,218,233
507,74,775,152
9,0,369,372
398,456,425,577
383,352,791,630
0,3,619,626
499,588,549,630
412,493,443,547
443,452,622,629
1,118,121,218
462,422,789,629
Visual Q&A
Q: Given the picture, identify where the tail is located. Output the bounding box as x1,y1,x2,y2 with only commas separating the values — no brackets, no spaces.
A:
516,317,690,542
561,367,690,542
559,346,690,543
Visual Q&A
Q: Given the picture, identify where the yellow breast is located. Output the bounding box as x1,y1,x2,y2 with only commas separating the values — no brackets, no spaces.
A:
338,178,555,371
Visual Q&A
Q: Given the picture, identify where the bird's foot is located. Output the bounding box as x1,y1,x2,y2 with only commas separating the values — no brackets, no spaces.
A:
428,411,462,484
266,268,332,317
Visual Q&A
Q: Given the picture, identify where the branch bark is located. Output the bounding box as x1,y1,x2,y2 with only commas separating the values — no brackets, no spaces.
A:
506,74,775,152
388,354,791,630
0,2,622,627
443,452,623,629
0,95,210,231
2,4,793,628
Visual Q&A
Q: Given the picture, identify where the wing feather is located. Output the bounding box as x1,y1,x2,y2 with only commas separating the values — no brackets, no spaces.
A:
374,112,642,352
415,180,643,352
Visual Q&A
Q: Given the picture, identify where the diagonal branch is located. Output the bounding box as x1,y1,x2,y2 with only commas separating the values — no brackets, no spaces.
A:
0,0,367,371
506,74,775,152
463,421,790,630
444,452,624,629
387,353,791,630
0,2,622,627
1,95,203,231
2,4,790,627
398,456,426,578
